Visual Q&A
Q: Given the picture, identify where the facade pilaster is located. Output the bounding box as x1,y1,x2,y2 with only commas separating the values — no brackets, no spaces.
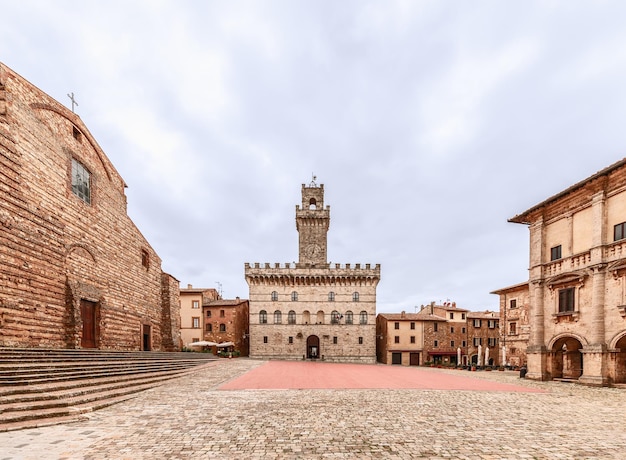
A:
527,217,549,380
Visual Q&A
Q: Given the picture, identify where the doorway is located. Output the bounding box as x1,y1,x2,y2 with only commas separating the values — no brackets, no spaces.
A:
143,324,151,351
410,352,420,366
306,335,319,359
551,336,583,380
80,299,97,348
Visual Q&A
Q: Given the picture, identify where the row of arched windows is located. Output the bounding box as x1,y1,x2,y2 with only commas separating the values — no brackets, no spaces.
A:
271,291,360,302
258,310,368,325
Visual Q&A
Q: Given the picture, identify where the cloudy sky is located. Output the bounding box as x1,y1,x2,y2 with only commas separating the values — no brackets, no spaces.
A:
3,1,626,312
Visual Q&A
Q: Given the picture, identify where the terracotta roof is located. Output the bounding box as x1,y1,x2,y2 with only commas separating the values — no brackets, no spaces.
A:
490,281,529,295
204,299,248,307
467,311,499,319
378,312,446,322
509,157,626,224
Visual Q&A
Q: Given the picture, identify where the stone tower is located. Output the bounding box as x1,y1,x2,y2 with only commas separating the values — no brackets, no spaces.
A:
245,179,381,363
296,179,329,266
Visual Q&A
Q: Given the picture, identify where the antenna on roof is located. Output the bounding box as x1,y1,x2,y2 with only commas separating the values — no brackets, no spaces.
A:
215,281,223,299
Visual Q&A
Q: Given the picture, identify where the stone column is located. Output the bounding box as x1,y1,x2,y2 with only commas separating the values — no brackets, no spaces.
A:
526,217,548,380
580,264,608,385
579,191,608,386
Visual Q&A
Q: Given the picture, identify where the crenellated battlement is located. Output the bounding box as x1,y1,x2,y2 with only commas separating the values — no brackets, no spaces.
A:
245,262,380,271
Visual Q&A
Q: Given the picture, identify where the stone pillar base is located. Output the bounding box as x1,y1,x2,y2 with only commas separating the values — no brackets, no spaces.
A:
526,346,549,381
580,345,608,386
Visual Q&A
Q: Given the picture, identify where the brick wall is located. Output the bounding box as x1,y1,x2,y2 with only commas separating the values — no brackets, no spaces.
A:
0,62,177,350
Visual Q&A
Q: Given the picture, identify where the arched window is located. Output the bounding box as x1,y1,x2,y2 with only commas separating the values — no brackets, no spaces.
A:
274,310,282,324
219,323,226,332
291,291,298,301
259,310,267,324
302,310,311,324
353,292,360,302
331,310,341,324
345,310,353,325
309,198,317,210
359,311,368,325
288,310,296,324
316,310,325,324
328,291,335,301
271,291,278,301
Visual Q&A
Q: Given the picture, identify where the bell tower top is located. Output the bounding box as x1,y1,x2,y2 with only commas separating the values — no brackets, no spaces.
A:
296,176,330,267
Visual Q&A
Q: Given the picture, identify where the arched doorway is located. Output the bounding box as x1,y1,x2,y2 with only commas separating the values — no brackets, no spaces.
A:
307,335,320,359
551,336,583,380
614,334,626,384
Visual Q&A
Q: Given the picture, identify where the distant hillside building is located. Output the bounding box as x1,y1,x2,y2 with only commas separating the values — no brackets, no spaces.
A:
377,303,501,367
245,180,381,363
0,63,180,351
203,297,250,356
491,282,531,368
179,285,219,347
466,311,500,367
509,158,626,385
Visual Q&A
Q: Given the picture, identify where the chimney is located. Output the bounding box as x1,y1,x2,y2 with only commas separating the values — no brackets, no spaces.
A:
187,284,192,289
401,311,406,319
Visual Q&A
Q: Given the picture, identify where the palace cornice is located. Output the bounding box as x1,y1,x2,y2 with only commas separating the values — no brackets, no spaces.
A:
244,262,381,287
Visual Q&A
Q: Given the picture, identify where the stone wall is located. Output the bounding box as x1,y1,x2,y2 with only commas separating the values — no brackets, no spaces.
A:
246,263,379,363
0,62,176,350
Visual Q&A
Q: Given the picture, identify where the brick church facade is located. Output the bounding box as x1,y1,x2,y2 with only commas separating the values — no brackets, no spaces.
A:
245,180,380,363
0,63,181,351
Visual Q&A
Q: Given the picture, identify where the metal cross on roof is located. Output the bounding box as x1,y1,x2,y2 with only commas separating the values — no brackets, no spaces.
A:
67,92,78,112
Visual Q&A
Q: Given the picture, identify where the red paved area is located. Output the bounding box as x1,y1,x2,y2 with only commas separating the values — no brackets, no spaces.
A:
219,361,546,393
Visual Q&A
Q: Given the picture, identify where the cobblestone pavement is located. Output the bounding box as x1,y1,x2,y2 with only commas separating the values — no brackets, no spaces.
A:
1,359,625,459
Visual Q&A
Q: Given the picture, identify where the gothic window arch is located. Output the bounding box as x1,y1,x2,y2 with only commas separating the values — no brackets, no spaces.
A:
345,310,353,325
271,291,278,301
331,310,341,324
259,310,267,324
288,310,296,324
328,291,335,301
291,291,298,301
353,292,360,302
316,310,325,324
359,310,368,325
274,310,282,324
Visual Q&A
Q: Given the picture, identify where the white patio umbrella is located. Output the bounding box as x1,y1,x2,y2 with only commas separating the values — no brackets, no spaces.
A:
188,341,218,347
502,345,507,366
477,344,483,367
457,347,461,366
216,342,234,347
485,347,490,366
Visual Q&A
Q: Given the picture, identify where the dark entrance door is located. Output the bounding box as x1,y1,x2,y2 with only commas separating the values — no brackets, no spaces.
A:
80,300,97,348
391,352,402,365
306,335,319,359
410,352,420,366
143,324,151,351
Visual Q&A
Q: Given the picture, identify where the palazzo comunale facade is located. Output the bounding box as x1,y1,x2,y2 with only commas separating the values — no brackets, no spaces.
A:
245,182,380,363
510,158,626,385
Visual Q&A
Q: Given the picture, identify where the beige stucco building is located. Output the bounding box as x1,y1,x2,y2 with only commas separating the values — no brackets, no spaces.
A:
509,158,626,385
179,285,219,348
245,180,380,363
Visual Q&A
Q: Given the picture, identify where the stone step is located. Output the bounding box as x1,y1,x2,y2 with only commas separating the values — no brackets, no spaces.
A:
0,365,209,403
0,361,204,380
0,348,218,432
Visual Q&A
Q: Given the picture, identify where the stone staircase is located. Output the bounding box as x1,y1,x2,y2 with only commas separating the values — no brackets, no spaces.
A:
0,348,217,432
